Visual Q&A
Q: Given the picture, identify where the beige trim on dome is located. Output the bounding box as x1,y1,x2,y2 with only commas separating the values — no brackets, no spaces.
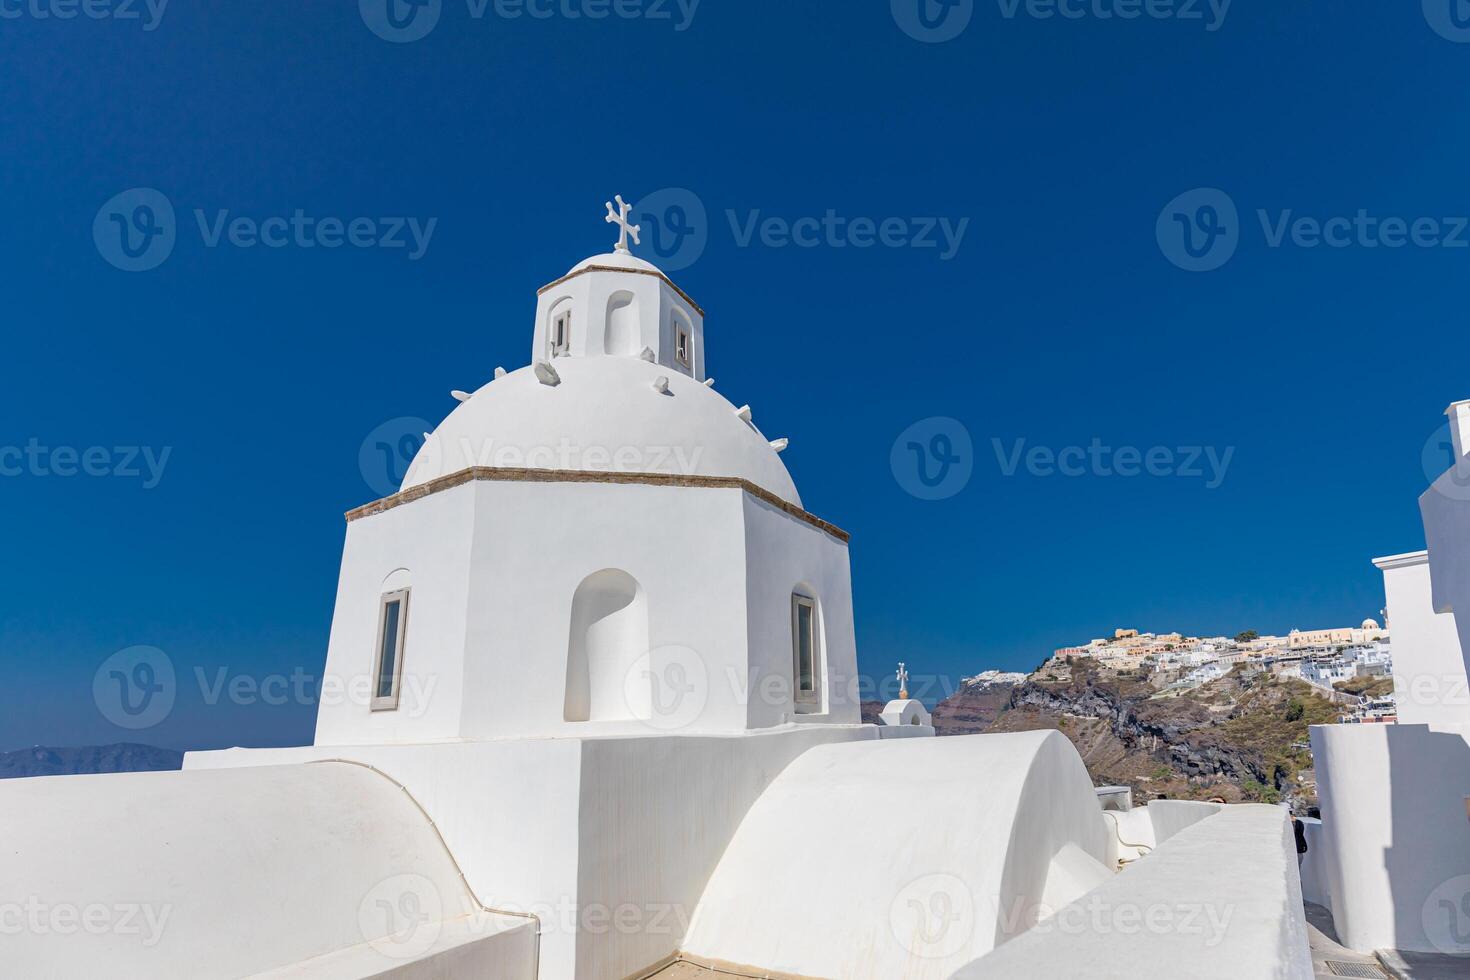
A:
345,466,849,543
538,265,706,317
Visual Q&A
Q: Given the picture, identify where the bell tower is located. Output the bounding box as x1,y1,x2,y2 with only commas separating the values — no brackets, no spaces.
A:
530,195,706,380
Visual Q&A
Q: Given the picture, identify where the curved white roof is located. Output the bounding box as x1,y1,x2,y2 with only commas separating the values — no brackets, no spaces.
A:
402,355,801,507
567,250,663,276
683,731,1111,978
0,762,519,978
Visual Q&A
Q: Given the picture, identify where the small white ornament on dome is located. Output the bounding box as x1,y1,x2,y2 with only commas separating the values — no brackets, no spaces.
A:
653,376,670,394
451,390,473,402
770,438,789,453
494,367,507,379
735,405,752,423
534,361,561,387
604,194,641,254
639,346,655,362
703,378,715,388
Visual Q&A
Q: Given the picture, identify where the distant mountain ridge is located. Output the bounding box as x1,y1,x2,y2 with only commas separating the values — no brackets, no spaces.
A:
0,743,183,779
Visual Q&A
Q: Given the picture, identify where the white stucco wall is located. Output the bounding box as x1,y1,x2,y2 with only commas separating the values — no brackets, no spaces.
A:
1374,551,1468,731
954,804,1313,980
188,726,876,980
681,731,1110,980
1422,454,1470,693
0,763,535,979
572,725,876,979
315,485,475,745
1310,722,1470,954
187,740,584,978
1148,799,1223,844
741,492,861,728
318,477,856,745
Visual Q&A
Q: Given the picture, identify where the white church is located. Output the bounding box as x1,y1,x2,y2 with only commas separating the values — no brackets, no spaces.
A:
2,200,1317,979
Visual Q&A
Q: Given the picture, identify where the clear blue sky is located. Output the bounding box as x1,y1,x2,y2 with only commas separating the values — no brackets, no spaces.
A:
3,1,1468,751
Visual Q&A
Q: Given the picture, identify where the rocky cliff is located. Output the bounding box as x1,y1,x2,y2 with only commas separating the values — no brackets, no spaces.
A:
932,659,1336,810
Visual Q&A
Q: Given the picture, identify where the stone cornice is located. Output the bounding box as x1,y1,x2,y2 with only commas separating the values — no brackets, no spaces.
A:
345,466,850,543
537,265,706,317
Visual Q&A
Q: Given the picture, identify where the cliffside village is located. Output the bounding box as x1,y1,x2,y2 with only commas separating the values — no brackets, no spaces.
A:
1041,623,1396,723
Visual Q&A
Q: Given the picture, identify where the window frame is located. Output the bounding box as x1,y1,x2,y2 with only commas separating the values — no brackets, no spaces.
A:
371,588,411,711
674,321,692,368
791,593,821,710
550,310,572,357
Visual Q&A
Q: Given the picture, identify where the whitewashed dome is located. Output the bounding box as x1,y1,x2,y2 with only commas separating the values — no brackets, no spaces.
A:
402,355,801,507
567,250,662,275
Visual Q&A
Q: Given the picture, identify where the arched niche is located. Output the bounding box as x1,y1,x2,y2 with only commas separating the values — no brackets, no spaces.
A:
604,291,640,357
563,568,649,722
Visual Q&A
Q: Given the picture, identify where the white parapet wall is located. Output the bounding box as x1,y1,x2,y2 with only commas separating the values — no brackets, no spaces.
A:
186,725,877,980
0,764,537,980
680,731,1112,980
1310,721,1470,954
952,803,1314,980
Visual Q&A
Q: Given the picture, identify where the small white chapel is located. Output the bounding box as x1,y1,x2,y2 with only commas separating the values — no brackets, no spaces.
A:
0,198,1314,980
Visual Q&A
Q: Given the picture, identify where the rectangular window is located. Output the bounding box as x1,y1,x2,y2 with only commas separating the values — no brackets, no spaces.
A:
551,311,571,356
675,324,691,368
372,589,410,711
792,594,819,708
